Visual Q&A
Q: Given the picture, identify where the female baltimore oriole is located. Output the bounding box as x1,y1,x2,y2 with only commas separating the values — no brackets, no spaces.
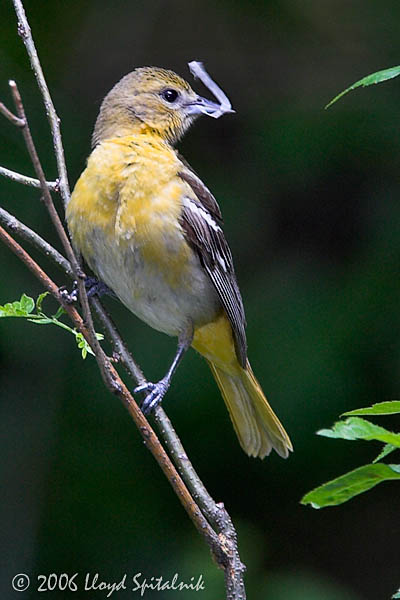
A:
67,66,292,459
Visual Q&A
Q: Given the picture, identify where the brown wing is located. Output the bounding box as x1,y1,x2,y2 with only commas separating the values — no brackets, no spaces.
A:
179,168,247,368
178,158,222,222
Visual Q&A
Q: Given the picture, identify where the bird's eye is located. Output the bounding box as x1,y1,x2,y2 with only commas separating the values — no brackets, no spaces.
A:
161,89,179,103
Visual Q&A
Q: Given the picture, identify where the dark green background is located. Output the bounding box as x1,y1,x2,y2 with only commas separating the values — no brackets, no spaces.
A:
1,1,399,599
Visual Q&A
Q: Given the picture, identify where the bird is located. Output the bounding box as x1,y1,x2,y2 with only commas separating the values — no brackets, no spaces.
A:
66,65,292,459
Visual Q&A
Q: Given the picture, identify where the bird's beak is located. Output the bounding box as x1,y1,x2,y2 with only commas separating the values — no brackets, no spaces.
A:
185,95,235,119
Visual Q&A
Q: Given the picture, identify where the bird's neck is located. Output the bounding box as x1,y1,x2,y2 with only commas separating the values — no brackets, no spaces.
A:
92,107,169,148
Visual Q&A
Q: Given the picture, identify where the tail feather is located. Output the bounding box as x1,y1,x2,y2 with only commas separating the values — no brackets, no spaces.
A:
208,360,292,459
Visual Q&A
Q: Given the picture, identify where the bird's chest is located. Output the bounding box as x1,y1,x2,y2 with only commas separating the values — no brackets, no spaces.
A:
67,139,214,334
69,138,189,272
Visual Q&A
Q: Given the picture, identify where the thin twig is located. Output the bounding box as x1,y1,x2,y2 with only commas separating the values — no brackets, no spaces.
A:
12,0,70,208
90,296,147,387
0,205,73,277
91,296,230,525
0,100,25,127
11,0,181,500
7,81,81,274
152,408,246,596
153,408,225,521
0,165,58,190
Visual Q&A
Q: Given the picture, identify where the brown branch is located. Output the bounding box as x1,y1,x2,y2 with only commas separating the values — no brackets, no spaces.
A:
7,80,81,276
0,99,25,127
89,296,147,387
0,205,73,277
0,222,221,552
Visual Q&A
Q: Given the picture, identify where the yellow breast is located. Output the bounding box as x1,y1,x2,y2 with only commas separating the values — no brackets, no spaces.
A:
67,134,192,286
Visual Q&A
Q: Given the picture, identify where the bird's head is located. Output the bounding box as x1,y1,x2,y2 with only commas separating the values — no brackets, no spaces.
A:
92,67,225,146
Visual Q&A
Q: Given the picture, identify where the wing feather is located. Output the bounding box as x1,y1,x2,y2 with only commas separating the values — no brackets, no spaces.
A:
178,160,222,222
179,178,247,367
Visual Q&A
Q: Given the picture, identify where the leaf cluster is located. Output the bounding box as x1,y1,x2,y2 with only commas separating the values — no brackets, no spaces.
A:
301,401,400,509
0,292,103,358
304,64,400,598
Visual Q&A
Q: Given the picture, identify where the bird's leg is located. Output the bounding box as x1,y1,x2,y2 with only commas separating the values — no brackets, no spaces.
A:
134,323,194,415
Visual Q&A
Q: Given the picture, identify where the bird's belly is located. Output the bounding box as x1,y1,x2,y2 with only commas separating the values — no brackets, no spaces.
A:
85,227,221,337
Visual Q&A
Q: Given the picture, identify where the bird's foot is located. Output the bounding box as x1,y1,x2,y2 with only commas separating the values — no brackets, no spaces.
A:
59,277,114,304
58,283,78,304
84,277,115,299
134,378,170,414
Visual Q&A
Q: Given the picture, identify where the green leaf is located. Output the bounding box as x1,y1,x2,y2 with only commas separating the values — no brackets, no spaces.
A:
392,590,400,599
0,302,16,317
373,444,397,463
325,65,400,108
301,463,400,508
343,400,400,416
317,417,400,447
36,291,49,313
19,293,35,314
0,294,35,317
75,331,94,359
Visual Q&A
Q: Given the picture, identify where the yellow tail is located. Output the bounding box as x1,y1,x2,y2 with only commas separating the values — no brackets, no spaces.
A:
208,360,293,459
